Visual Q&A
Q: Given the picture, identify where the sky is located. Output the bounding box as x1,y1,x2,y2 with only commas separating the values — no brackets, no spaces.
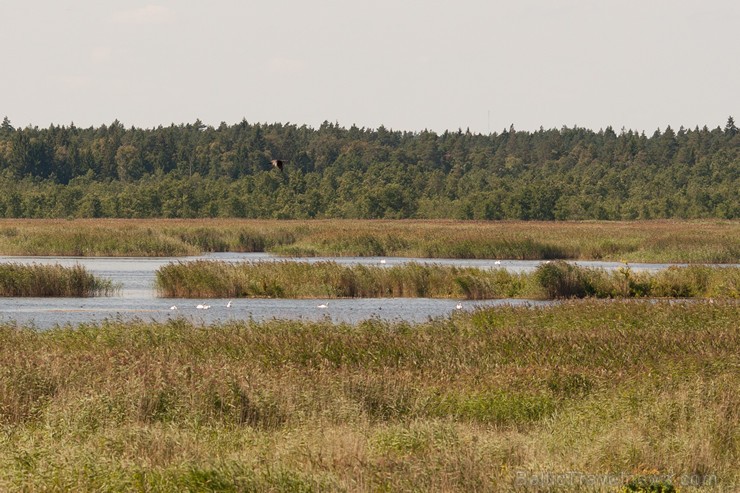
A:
1,0,738,134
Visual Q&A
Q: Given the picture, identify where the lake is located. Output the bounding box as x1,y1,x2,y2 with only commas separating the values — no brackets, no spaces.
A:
0,253,700,329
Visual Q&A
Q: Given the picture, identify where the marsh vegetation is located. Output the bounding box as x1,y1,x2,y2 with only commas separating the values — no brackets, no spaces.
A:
0,301,737,491
0,263,117,297
155,260,740,300
0,219,738,262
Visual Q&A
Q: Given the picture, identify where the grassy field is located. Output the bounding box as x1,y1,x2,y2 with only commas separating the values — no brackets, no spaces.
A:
0,263,118,297
154,260,740,300
0,301,737,492
0,219,738,262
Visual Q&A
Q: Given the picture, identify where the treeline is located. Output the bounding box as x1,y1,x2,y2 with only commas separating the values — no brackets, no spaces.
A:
0,116,738,219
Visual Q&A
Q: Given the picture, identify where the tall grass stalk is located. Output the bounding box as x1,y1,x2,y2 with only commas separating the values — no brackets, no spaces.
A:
0,301,737,491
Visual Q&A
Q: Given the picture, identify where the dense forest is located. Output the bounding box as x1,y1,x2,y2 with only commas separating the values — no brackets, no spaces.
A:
0,116,737,219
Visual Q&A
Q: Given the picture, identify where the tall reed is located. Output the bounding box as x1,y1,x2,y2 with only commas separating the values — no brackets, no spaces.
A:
534,261,740,299
155,260,740,300
155,260,530,299
0,219,737,262
0,301,737,491
0,263,118,296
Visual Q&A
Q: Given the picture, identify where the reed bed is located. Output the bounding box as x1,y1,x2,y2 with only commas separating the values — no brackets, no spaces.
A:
155,259,740,300
0,263,117,297
0,219,738,262
534,261,740,299
0,221,197,257
0,301,737,491
155,260,529,299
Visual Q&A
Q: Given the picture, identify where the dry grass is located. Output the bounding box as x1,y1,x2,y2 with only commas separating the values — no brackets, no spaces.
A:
0,218,738,262
0,301,738,491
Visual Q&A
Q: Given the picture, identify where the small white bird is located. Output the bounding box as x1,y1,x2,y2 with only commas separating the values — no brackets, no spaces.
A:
170,305,178,311
317,303,329,309
494,260,501,265
226,300,232,308
379,259,387,264
455,302,463,310
196,304,211,310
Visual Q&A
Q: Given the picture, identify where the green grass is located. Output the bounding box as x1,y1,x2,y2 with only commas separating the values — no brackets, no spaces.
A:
0,219,738,262
0,263,118,297
155,260,740,300
0,301,737,491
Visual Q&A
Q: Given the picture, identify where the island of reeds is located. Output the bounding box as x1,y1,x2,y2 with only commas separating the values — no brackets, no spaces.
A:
155,260,740,300
0,301,737,491
0,263,117,297
0,219,738,263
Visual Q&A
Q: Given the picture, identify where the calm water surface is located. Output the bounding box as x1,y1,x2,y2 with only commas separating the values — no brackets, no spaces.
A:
0,253,712,329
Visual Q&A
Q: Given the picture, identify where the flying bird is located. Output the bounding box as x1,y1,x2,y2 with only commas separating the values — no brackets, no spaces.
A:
271,159,284,171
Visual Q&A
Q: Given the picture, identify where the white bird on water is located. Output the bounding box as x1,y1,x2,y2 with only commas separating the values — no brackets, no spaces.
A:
317,302,329,309
196,304,211,310
379,259,387,264
494,260,501,265
226,300,232,308
170,305,178,311
456,302,463,310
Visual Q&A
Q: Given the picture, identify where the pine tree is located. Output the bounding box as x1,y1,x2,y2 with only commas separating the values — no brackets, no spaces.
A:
1,116,14,134
724,116,737,136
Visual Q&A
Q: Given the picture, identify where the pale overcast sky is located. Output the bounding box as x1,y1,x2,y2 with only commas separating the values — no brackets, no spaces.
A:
1,0,738,133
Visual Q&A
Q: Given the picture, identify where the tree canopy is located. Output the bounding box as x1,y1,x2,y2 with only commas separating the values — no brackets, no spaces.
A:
0,118,737,219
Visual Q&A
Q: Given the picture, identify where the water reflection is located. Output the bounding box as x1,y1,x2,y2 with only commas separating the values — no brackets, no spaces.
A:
0,296,550,330
0,253,723,330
